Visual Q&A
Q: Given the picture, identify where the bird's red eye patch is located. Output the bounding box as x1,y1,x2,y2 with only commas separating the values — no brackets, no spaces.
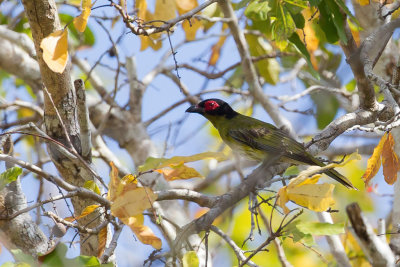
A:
204,100,220,111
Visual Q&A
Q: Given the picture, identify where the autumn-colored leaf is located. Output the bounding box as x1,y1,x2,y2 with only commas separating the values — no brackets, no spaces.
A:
136,0,147,20
139,151,228,172
111,187,157,218
155,162,203,181
182,18,202,41
40,29,68,73
382,132,400,185
107,162,161,249
208,35,227,66
175,0,198,15
362,133,388,185
154,0,176,26
356,0,370,5
78,204,100,220
277,174,335,214
120,214,162,249
97,226,107,258
73,0,92,32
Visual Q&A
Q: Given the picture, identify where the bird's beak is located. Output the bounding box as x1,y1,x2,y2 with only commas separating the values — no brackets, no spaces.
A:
186,105,203,114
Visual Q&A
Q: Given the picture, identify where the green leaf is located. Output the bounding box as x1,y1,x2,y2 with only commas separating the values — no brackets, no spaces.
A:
244,0,271,21
182,251,199,267
285,220,315,246
10,249,37,266
288,32,319,79
296,221,345,235
83,180,101,195
334,0,358,23
291,12,305,29
325,0,347,44
225,66,245,88
246,34,280,84
236,0,251,9
318,2,339,43
284,0,308,13
59,14,95,47
0,167,22,190
346,79,356,92
273,3,296,49
311,91,339,129
308,0,321,6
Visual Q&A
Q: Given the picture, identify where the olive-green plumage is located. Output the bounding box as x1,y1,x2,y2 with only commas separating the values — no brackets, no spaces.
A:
186,98,356,189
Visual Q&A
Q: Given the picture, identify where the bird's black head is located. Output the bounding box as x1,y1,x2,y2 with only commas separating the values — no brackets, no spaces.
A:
186,99,238,119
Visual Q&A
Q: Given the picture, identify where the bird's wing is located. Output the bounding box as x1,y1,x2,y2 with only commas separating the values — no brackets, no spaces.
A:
228,126,315,165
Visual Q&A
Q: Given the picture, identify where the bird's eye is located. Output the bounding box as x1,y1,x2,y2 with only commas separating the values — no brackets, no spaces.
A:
204,100,219,111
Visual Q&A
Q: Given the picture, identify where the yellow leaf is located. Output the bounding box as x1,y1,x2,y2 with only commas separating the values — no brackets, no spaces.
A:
357,0,370,5
97,226,107,257
108,161,121,201
182,18,202,41
73,5,91,32
362,133,388,185
120,214,162,249
182,251,199,267
40,29,68,73
154,0,176,26
175,0,198,15
139,152,228,172
111,187,157,218
208,35,227,66
155,162,204,181
278,175,335,213
382,132,400,185
77,204,100,220
121,174,138,184
136,0,147,20
83,180,100,195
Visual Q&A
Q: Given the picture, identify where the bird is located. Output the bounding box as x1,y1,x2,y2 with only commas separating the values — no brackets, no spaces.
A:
186,98,356,189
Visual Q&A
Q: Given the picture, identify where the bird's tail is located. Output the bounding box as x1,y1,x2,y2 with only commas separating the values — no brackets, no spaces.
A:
323,168,357,190
310,156,357,190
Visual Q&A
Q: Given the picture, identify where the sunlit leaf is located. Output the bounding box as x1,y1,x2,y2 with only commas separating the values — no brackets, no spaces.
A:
155,162,204,181
40,29,68,73
357,0,369,4
120,214,162,249
182,18,203,41
208,35,227,66
0,167,22,190
244,0,271,21
136,0,147,19
362,133,388,185
73,0,92,32
139,152,228,172
111,187,157,218
97,227,107,258
77,204,100,220
246,34,280,84
175,0,198,15
382,132,400,185
273,3,296,50
83,180,101,195
295,221,345,235
154,0,176,26
182,251,199,267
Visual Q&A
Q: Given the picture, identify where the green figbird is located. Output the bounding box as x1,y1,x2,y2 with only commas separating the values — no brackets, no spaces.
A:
186,98,356,189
